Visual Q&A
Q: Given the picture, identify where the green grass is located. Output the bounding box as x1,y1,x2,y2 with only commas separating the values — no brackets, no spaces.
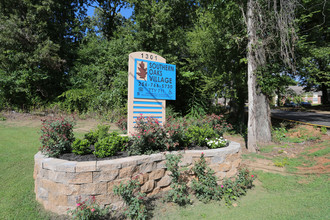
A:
0,123,86,219
242,153,270,161
0,124,52,219
153,172,330,220
308,147,330,157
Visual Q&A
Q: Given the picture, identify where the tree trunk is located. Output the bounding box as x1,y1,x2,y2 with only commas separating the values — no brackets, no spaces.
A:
256,90,272,143
247,0,258,152
321,83,329,105
247,0,272,152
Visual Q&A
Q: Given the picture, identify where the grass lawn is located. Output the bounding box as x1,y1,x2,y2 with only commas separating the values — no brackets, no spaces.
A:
153,173,329,220
0,124,52,219
0,120,329,219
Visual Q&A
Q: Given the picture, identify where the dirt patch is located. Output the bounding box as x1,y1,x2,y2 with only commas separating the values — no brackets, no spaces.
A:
286,125,323,139
308,146,327,154
241,158,290,175
0,111,117,133
236,124,330,175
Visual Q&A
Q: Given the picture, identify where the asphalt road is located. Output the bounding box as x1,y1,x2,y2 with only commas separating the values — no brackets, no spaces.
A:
271,109,330,127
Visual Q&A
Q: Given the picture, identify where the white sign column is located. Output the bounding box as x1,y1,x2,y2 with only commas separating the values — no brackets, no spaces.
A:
127,52,166,135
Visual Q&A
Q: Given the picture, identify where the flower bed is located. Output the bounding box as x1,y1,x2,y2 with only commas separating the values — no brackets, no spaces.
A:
34,141,241,215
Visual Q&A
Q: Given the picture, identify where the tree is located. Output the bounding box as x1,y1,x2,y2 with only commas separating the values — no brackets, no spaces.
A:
90,0,129,39
243,0,297,152
187,1,247,122
296,0,329,104
0,0,85,109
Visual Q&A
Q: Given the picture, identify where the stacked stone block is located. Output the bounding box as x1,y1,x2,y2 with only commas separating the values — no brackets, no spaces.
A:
34,141,241,215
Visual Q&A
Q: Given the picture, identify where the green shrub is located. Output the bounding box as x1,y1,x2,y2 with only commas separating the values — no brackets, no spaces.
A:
191,153,221,202
58,88,96,113
0,114,6,121
185,125,216,146
72,139,92,155
39,116,75,157
94,132,128,158
113,178,147,220
84,124,111,145
165,154,191,206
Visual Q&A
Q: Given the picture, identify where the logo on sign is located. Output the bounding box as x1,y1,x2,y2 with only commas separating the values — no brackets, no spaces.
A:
136,61,147,81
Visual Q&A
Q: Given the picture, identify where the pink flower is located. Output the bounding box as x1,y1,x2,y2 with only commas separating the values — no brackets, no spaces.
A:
221,185,224,188
91,208,95,212
138,136,140,138
251,175,254,178
76,203,81,207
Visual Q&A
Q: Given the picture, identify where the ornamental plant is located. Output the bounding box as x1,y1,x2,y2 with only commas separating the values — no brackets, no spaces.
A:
72,138,92,155
191,153,221,202
165,153,191,206
94,132,128,158
184,125,217,147
39,116,75,157
68,196,110,220
113,178,147,220
128,116,172,155
206,137,228,149
203,113,232,136
220,169,256,206
164,116,188,148
84,124,111,145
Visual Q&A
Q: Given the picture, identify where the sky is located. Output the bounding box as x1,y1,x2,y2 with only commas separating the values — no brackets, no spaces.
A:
86,5,133,19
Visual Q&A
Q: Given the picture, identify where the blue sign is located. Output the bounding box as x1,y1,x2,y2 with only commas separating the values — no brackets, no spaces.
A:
134,59,176,100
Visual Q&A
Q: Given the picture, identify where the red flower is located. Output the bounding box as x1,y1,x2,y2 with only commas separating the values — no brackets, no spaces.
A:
251,175,254,178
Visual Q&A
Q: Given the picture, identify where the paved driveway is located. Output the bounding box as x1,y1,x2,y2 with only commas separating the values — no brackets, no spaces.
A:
271,109,330,127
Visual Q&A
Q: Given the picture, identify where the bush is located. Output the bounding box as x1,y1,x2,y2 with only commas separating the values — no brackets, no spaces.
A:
184,125,216,146
128,116,172,155
191,153,221,202
39,116,75,157
67,196,110,219
165,154,191,206
165,116,188,148
220,168,256,205
84,124,111,145
72,139,92,155
203,113,232,136
94,132,128,158
113,178,147,220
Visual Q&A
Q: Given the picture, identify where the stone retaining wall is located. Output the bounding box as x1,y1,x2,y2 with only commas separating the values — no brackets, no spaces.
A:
34,141,241,215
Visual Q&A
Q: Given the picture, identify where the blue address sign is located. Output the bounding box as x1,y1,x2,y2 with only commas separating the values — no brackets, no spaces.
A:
134,59,176,100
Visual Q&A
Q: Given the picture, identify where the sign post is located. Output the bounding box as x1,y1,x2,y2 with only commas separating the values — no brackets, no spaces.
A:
127,52,176,135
